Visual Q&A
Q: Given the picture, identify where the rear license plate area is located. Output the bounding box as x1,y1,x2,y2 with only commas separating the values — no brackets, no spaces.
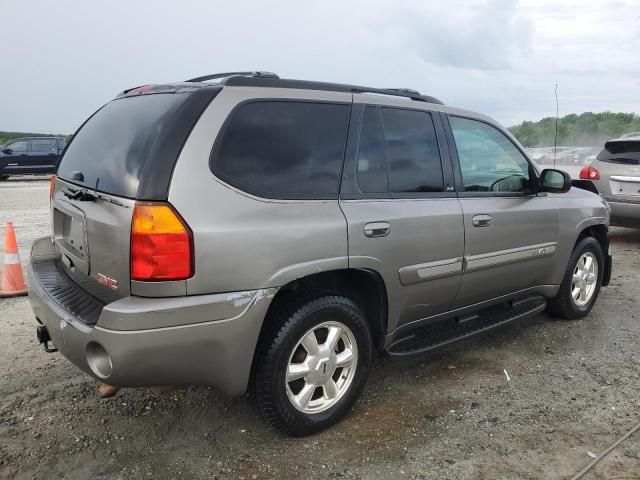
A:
612,181,640,196
53,207,89,273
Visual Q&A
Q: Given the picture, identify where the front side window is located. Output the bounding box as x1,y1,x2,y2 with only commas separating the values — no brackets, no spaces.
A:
31,138,57,152
449,116,532,193
6,140,28,152
212,101,350,199
355,107,444,194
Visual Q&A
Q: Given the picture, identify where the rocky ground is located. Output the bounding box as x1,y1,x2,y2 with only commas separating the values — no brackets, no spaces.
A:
1,178,638,480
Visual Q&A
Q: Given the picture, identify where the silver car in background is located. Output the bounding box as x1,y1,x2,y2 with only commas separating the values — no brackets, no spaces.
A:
581,135,640,227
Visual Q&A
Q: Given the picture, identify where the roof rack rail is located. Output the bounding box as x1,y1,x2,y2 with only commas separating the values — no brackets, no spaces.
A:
385,88,421,95
222,76,444,105
185,71,279,83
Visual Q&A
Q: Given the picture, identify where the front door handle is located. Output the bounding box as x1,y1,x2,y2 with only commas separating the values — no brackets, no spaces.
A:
364,222,391,238
472,214,493,227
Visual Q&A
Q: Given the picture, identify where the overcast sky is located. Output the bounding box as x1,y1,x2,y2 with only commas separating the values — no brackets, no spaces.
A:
1,0,639,133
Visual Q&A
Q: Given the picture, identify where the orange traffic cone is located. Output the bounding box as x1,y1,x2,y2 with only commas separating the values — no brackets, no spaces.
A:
0,222,28,297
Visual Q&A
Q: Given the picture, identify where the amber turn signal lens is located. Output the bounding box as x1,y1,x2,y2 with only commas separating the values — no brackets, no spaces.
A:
130,203,193,281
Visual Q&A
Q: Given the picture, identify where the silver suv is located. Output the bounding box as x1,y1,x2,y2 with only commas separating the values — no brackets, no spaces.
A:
580,134,640,227
28,72,612,436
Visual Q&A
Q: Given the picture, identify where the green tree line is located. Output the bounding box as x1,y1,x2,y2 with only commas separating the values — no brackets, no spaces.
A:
3,111,640,149
509,112,640,147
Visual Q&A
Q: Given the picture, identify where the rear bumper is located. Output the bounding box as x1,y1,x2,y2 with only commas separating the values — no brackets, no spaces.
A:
28,237,276,396
605,199,640,227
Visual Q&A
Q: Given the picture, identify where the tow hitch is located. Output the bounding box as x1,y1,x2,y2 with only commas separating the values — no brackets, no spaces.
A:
36,324,57,353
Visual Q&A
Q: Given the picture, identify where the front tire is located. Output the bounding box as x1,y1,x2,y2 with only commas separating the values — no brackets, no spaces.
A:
548,236,604,319
0,175,9,181
252,293,373,436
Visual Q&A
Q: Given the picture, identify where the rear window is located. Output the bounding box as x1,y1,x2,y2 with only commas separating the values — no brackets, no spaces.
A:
211,101,350,199
597,141,640,165
58,94,187,198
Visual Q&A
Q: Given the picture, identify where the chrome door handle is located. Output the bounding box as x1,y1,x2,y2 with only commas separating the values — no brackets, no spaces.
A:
364,222,391,238
472,214,493,227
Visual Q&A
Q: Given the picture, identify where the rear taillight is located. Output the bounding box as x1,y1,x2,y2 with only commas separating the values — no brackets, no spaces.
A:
579,165,600,180
49,176,55,201
131,202,193,281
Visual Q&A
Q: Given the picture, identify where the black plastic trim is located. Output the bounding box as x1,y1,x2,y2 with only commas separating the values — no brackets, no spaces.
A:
32,259,105,326
387,294,547,356
137,87,221,200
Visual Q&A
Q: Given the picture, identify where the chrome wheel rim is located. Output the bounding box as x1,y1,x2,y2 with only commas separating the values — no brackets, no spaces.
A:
571,252,598,307
285,321,358,414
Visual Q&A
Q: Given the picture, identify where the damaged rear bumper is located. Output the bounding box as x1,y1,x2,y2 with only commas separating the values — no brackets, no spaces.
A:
28,237,276,396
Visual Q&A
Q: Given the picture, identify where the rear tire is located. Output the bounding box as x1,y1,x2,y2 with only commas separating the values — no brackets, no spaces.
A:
0,175,9,181
548,236,604,319
252,292,372,436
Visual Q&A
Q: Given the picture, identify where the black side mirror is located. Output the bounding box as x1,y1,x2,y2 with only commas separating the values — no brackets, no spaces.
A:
2,148,12,154
540,168,571,193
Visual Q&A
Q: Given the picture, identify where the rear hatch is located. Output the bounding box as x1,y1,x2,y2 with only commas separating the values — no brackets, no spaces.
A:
51,89,217,303
595,139,640,199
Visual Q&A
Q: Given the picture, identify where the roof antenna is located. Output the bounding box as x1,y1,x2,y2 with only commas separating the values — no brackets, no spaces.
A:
553,82,559,169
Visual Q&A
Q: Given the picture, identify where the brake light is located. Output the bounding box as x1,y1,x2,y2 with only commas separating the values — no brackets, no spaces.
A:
579,165,600,180
49,176,55,201
131,203,193,281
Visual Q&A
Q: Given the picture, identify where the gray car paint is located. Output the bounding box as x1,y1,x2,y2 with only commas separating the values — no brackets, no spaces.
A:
29,84,610,395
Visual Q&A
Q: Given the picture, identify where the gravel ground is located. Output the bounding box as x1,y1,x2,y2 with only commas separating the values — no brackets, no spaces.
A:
1,177,639,480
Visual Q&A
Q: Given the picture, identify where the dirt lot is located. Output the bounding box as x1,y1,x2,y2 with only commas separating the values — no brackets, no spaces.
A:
1,178,638,480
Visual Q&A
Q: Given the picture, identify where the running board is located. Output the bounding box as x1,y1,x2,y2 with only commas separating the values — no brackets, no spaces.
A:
386,294,547,357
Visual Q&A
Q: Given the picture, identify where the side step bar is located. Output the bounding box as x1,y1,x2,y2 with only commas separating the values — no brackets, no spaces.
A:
386,295,547,357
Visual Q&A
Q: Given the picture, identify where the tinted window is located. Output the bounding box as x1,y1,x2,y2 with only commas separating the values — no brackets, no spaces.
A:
355,107,444,194
381,108,443,193
212,101,350,198
58,94,186,197
31,138,57,151
356,107,388,193
449,116,532,193
6,140,28,152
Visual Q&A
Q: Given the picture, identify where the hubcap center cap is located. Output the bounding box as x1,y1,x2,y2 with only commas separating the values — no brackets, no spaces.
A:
308,351,336,384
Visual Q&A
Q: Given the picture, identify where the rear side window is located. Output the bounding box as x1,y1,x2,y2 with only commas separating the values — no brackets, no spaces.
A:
31,138,57,151
355,106,444,194
211,101,350,199
58,94,187,198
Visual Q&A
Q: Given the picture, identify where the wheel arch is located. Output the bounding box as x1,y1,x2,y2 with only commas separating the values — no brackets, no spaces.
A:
255,268,389,356
574,223,610,286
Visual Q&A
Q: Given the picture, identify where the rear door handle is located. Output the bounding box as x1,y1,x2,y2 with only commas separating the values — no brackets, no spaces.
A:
472,214,493,227
364,222,391,238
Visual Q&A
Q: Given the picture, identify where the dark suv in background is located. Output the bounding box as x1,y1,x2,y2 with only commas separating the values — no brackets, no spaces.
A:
0,136,66,180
